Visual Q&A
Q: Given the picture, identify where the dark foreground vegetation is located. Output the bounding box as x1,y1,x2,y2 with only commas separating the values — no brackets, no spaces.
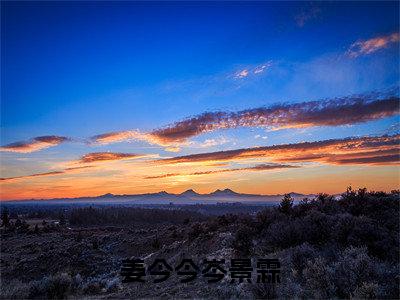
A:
0,188,399,299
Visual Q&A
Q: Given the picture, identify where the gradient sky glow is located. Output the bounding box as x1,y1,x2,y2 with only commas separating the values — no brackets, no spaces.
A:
1,1,399,200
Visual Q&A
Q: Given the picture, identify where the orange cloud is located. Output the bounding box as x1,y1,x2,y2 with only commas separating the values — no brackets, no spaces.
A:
90,130,184,152
328,154,399,165
91,130,149,144
158,134,400,166
78,152,147,164
0,151,152,183
0,136,69,153
347,32,400,57
0,166,94,182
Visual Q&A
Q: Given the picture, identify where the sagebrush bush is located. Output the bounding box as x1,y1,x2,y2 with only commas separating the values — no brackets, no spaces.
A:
0,280,30,299
232,225,255,256
29,273,73,299
1,273,121,299
246,189,399,299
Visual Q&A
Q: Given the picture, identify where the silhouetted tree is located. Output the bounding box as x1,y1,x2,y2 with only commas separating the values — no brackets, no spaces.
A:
92,238,99,249
279,194,294,214
1,207,10,227
151,236,161,249
15,218,22,227
59,213,66,226
76,231,83,242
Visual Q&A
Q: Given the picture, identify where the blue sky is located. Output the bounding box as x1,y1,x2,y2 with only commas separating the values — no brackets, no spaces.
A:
1,1,399,199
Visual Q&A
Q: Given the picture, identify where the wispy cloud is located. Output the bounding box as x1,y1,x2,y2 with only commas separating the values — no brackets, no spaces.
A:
294,3,321,27
253,64,269,74
255,134,268,140
235,69,249,78
158,134,400,166
90,130,148,145
0,136,70,153
147,93,399,144
144,163,297,179
347,32,400,58
90,130,187,152
328,153,399,165
1,151,152,182
4,92,399,154
195,137,231,148
78,152,148,164
0,166,94,182
234,61,273,79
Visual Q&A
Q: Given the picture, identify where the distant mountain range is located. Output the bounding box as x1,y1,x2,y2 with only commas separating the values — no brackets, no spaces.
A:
3,189,317,205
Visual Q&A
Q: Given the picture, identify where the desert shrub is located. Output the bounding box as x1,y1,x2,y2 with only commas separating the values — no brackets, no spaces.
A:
237,213,257,228
69,207,206,226
20,273,120,298
331,246,376,298
151,236,161,249
332,213,356,246
346,216,396,260
82,278,104,295
332,247,399,299
222,214,238,224
71,274,83,293
275,277,303,299
283,243,318,275
252,282,278,299
300,246,399,299
232,225,255,256
2,188,398,299
216,214,231,226
275,209,334,248
1,207,10,227
29,273,73,299
0,280,30,299
188,222,206,240
303,256,336,298
214,283,249,299
311,193,341,214
205,218,220,232
256,208,285,233
263,220,303,250
300,210,332,245
104,277,121,293
92,238,99,250
80,275,120,295
353,282,384,299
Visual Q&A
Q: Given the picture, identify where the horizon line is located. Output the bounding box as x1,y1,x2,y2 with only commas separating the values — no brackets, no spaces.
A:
1,186,397,202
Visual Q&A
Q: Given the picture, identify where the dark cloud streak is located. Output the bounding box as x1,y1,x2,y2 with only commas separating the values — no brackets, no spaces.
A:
150,94,399,144
78,152,146,164
0,136,70,153
144,163,297,179
158,134,400,166
2,93,398,152
0,166,94,182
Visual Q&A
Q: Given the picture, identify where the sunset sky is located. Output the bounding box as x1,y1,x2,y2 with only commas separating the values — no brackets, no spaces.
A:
1,1,399,200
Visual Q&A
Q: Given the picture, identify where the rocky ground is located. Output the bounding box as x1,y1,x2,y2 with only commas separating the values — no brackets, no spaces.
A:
1,190,399,299
0,219,255,299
